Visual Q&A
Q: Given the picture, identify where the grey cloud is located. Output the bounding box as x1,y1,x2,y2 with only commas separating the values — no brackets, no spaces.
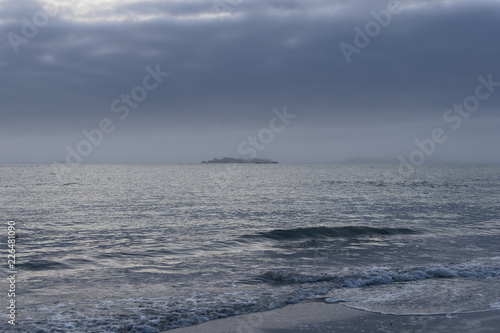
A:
1,0,499,163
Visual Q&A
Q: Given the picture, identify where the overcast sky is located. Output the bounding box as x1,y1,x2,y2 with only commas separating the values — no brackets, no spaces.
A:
1,0,499,164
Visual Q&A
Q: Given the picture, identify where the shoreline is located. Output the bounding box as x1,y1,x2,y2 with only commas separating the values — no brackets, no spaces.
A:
166,301,500,332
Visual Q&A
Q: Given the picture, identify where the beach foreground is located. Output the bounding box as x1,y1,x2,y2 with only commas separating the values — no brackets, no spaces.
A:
167,302,500,333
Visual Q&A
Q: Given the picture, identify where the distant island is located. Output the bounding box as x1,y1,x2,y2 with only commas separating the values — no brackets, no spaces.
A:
202,157,278,164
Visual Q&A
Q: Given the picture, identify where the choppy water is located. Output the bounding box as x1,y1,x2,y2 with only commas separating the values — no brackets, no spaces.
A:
1,163,499,332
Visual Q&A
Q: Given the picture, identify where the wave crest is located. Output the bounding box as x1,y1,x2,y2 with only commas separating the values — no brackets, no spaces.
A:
253,262,500,287
242,226,419,241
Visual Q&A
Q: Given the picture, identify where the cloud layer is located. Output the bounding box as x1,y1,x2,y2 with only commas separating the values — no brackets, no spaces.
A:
1,0,499,163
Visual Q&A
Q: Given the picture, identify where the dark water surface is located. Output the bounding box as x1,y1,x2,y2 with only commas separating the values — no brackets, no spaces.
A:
1,164,499,332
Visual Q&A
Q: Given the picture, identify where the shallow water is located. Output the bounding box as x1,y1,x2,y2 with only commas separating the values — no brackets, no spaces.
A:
1,163,499,332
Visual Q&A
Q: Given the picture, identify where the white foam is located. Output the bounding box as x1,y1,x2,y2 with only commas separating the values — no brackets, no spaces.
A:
490,302,500,309
326,275,500,315
325,298,347,304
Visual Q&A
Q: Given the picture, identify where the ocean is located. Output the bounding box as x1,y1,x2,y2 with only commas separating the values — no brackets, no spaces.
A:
1,163,500,332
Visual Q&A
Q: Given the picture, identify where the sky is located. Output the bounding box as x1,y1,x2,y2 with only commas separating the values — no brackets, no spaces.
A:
1,0,499,164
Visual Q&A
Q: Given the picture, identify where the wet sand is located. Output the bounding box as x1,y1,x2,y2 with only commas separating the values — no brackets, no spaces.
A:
166,302,500,332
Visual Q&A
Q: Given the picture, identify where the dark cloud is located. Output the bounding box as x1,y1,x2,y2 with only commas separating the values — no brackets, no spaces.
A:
1,0,499,163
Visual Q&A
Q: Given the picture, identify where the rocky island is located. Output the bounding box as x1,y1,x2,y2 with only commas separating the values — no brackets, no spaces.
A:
202,157,278,164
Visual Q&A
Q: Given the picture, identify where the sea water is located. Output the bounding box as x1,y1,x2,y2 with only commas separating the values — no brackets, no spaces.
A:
0,163,499,332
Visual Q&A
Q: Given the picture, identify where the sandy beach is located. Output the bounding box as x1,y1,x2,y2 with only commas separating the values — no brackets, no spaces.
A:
167,301,500,333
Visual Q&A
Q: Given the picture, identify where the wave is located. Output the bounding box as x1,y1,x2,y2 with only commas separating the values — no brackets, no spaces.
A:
398,180,470,188
16,260,500,332
19,259,69,271
241,226,420,241
321,179,470,188
252,262,500,287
